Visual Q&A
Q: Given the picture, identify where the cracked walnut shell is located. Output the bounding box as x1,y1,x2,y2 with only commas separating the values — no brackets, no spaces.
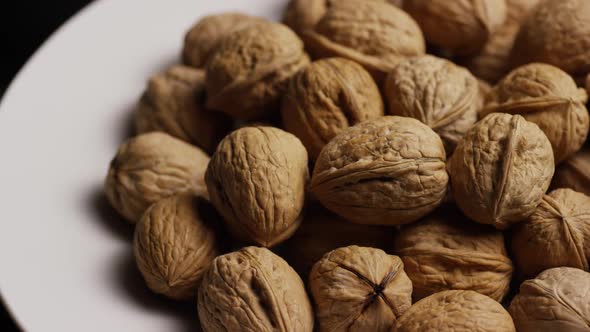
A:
281,57,384,160
310,116,448,226
105,132,210,223
133,195,218,300
551,148,590,196
448,113,554,229
309,245,412,332
198,246,314,332
205,126,308,247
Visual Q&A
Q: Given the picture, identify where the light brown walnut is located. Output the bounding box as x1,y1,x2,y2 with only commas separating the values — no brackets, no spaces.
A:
551,148,590,196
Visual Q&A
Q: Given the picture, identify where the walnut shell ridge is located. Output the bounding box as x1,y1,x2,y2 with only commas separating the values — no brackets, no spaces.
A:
449,113,554,229
133,195,218,300
205,126,308,247
310,116,448,226
105,132,210,223
551,148,590,196
384,55,479,153
281,57,384,159
198,246,314,332
309,245,412,332
205,22,310,120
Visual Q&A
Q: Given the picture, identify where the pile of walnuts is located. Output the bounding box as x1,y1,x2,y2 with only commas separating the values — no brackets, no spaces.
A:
104,0,590,331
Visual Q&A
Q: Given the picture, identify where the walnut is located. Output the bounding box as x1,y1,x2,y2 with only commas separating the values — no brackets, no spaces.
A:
309,245,412,332
384,55,479,153
281,57,384,159
482,63,589,163
511,189,590,279
104,132,210,223
303,0,425,83
403,0,507,56
551,148,590,196
205,126,308,247
394,207,513,302
448,113,554,229
133,195,217,299
135,65,231,153
198,246,314,332
182,13,263,68
310,116,448,225
509,267,590,332
205,22,309,120
393,290,516,332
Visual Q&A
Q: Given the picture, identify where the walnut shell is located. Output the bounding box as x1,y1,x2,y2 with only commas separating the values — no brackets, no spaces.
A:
281,57,384,159
310,116,448,225
309,245,412,332
205,126,308,247
205,22,310,120
448,113,554,229
135,65,231,153
394,208,513,302
509,267,590,332
403,0,507,56
303,0,425,83
384,55,479,153
393,290,516,332
133,195,218,299
511,189,590,279
182,13,264,68
198,246,314,332
105,132,210,223
483,63,589,163
551,148,590,196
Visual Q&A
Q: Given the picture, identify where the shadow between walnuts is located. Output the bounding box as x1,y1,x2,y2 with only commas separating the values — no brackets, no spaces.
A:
87,186,134,243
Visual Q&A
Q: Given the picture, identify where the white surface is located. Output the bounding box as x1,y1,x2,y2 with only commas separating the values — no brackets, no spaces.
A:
0,0,285,330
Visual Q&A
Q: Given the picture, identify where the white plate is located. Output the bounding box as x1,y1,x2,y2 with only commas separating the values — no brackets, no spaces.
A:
0,0,285,330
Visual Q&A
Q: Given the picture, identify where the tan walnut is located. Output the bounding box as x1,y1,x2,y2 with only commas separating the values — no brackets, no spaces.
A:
394,207,513,302
483,63,589,163
511,188,590,279
281,57,384,159
403,0,507,56
509,267,590,332
551,148,590,196
205,126,308,247
135,65,231,153
303,0,425,83
105,132,210,223
393,290,516,332
197,246,314,332
448,113,554,229
309,245,412,332
205,22,309,120
133,195,218,300
310,116,448,225
384,55,479,153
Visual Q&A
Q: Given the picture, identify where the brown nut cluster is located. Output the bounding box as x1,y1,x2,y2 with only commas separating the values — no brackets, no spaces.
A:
551,148,590,196
384,55,479,153
309,246,412,332
281,57,384,159
483,63,589,163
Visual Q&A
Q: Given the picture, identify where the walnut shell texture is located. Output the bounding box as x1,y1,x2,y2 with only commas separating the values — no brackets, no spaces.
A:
309,246,412,332
449,113,554,229
393,290,516,332
384,55,479,153
105,132,210,223
198,246,314,332
303,0,425,83
511,189,590,279
205,126,308,247
281,57,384,159
403,0,507,56
483,63,589,163
133,195,218,300
509,267,590,332
394,208,513,302
205,22,309,120
552,148,590,196
135,65,231,153
310,116,448,225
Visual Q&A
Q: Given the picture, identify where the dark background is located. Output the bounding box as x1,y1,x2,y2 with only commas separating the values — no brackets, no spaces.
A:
1,2,93,329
